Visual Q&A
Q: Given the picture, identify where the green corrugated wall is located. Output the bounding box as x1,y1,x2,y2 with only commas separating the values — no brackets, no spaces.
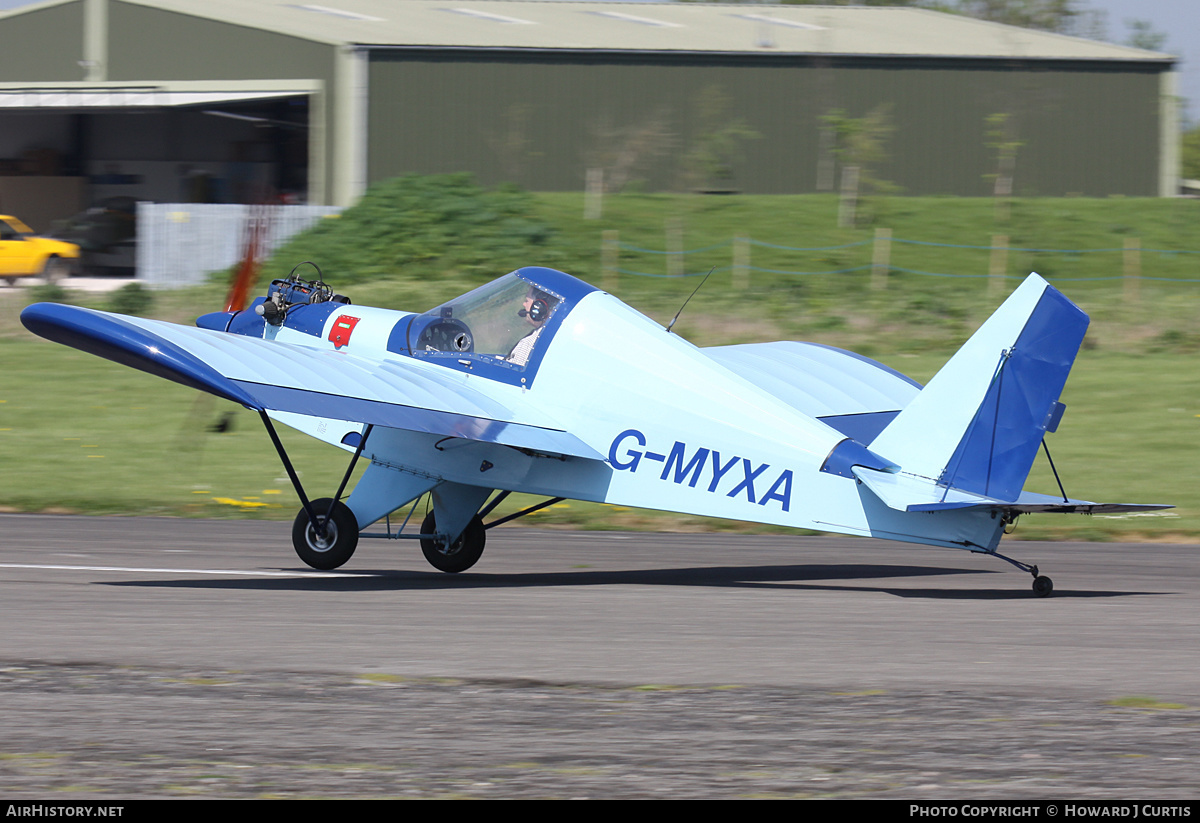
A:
0,1,86,81
367,51,1162,196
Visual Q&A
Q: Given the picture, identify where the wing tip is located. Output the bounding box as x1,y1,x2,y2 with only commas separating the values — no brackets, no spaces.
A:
21,302,262,409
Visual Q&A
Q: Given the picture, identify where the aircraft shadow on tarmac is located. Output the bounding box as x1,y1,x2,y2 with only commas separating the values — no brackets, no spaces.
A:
104,562,1158,600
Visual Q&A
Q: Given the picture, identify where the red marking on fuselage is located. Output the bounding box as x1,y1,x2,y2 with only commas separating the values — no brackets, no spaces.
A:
329,314,361,348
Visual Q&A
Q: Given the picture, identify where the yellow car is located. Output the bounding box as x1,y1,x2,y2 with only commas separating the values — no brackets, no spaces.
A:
0,215,80,285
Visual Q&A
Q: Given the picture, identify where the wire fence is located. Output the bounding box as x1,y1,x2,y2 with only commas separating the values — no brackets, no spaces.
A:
600,230,1200,289
134,206,1200,297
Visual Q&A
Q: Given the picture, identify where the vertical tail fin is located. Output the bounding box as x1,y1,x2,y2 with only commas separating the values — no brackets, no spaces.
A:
869,273,1088,502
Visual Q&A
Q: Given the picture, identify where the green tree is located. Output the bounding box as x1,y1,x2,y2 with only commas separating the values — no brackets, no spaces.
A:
489,103,535,186
822,105,897,227
585,109,676,194
984,112,1023,222
768,0,1086,35
1124,19,1168,52
680,85,760,193
949,0,1081,32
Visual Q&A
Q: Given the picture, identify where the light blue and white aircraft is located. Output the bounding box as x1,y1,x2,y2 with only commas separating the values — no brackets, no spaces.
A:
21,266,1168,595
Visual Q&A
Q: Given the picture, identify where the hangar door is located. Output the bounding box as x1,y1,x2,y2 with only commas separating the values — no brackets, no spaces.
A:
0,82,316,236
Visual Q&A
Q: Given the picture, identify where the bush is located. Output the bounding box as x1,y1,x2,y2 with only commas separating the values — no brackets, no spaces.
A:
29,283,69,303
107,282,154,315
260,174,558,290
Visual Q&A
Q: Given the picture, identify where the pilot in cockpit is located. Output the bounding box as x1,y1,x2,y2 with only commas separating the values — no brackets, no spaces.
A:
507,286,559,366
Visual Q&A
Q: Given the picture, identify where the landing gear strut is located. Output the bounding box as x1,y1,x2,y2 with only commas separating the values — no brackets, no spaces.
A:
261,411,371,571
986,544,1054,597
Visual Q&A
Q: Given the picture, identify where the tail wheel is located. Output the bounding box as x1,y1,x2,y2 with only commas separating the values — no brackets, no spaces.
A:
292,498,358,570
420,512,486,573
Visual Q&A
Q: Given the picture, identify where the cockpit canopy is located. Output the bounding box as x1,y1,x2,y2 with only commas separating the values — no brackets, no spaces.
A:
387,267,597,387
407,273,558,359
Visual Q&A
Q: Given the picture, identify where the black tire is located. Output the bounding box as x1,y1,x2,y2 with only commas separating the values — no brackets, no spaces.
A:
420,512,486,573
292,498,359,570
42,257,69,284
1032,575,1054,597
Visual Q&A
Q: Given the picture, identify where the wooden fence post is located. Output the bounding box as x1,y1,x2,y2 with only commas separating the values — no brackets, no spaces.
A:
871,227,891,291
989,234,1009,298
838,165,860,229
1124,237,1141,304
602,230,618,292
584,168,603,220
733,234,749,291
666,216,683,278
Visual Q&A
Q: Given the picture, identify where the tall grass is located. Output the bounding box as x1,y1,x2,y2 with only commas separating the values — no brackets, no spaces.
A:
2,186,1196,540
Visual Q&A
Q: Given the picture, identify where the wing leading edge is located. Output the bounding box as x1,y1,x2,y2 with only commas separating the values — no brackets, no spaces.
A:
21,302,602,460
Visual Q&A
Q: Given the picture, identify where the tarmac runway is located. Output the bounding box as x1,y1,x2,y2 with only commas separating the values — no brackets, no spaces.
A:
1,514,1197,798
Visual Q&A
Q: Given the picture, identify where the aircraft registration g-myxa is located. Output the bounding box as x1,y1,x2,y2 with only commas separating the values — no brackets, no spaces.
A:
21,264,1169,596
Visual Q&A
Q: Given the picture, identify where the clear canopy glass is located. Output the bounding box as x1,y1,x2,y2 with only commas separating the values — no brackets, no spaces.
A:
406,273,560,365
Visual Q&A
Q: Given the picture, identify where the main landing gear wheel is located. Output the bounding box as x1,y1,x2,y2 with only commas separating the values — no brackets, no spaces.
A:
1032,575,1054,598
420,512,486,573
292,498,359,570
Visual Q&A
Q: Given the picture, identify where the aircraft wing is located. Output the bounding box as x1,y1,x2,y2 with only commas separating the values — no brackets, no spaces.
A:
704,341,922,444
22,303,603,460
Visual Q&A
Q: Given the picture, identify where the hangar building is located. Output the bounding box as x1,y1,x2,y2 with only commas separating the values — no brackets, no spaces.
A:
0,0,1178,225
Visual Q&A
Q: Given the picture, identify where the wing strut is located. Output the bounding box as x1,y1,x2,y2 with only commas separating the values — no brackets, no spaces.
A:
260,411,323,534
259,410,374,539
333,423,374,510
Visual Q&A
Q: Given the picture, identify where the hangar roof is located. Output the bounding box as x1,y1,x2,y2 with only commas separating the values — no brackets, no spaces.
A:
4,0,1176,63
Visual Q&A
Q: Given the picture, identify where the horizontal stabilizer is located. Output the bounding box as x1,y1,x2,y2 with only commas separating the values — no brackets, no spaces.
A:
853,466,1172,515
